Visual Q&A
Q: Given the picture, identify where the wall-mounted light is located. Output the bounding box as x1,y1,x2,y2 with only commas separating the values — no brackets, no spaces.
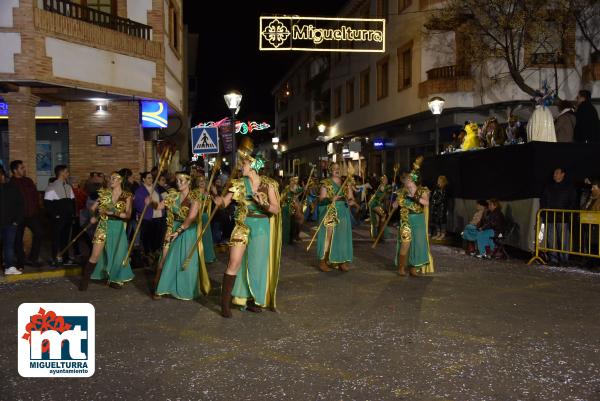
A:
96,105,108,112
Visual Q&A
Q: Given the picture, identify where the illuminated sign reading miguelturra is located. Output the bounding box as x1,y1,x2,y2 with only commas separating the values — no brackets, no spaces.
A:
260,16,385,52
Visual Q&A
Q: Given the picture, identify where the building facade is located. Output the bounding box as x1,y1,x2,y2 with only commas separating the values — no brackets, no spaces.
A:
0,0,185,188
273,0,600,178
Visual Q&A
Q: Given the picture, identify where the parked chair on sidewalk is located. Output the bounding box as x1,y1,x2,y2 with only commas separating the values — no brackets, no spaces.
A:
491,221,517,259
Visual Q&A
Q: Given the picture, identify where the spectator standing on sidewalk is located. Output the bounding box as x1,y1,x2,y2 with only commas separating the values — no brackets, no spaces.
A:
540,167,578,265
9,160,44,269
574,90,600,144
0,167,24,275
554,100,576,143
44,165,76,267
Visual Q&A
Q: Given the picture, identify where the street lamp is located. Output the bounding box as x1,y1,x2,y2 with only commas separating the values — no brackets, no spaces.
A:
428,96,445,155
224,90,242,164
318,123,326,134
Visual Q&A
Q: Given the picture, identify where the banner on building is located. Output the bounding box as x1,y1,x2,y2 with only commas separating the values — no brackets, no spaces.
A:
259,16,385,53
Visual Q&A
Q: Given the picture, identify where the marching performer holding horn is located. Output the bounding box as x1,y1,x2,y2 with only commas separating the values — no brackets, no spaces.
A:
281,176,303,244
153,171,211,300
315,162,354,272
368,175,391,240
391,157,434,276
213,138,282,318
79,172,134,290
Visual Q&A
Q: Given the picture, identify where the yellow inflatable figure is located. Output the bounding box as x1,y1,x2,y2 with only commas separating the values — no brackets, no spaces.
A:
461,122,480,150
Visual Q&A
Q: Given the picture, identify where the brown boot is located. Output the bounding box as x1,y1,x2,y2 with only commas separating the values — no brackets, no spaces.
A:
397,254,407,276
339,262,350,272
409,267,419,277
221,273,237,318
79,261,96,291
319,259,332,272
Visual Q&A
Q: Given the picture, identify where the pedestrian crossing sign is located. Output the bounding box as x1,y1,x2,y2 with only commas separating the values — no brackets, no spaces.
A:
191,127,219,155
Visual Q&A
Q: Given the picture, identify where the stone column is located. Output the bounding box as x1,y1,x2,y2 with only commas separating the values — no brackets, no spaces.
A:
4,87,40,181
145,140,155,171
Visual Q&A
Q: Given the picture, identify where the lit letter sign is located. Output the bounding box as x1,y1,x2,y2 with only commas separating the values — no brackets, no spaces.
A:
141,100,168,128
260,16,385,53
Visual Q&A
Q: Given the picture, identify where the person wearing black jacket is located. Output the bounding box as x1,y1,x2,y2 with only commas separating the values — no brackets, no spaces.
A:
475,199,505,258
0,167,24,275
574,90,600,144
540,167,578,265
44,165,76,267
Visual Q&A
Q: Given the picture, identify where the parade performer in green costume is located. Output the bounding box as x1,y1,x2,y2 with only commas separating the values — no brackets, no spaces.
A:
316,162,355,272
392,157,434,276
153,172,211,300
80,172,134,290
368,175,391,239
281,176,303,244
196,174,216,263
214,138,282,318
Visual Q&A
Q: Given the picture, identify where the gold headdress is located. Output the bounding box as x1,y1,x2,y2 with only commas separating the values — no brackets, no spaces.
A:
237,137,265,172
176,172,191,181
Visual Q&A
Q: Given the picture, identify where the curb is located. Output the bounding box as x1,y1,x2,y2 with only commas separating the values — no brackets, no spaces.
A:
1,267,82,283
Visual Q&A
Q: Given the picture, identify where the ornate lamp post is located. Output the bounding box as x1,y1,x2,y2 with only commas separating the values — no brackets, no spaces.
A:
223,90,242,165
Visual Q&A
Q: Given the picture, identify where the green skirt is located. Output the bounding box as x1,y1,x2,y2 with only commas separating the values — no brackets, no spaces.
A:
232,216,270,306
91,220,135,284
201,212,216,263
156,221,202,300
395,212,430,269
316,201,353,263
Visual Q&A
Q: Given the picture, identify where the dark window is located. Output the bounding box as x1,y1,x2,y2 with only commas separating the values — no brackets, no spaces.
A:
346,78,355,113
333,86,342,118
360,68,370,107
377,57,389,99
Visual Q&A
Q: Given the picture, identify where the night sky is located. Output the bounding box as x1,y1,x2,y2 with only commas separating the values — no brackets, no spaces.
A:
183,0,347,124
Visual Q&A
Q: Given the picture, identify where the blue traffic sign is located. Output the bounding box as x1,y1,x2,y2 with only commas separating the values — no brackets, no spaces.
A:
191,127,219,155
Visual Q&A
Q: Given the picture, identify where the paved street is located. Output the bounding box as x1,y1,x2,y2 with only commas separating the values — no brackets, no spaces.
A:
2,228,600,401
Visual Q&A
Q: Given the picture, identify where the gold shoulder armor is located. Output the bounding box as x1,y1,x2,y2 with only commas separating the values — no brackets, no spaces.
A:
260,176,279,191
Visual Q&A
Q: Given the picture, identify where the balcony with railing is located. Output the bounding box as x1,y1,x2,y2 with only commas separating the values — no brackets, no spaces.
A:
418,64,474,98
34,0,161,59
42,0,152,39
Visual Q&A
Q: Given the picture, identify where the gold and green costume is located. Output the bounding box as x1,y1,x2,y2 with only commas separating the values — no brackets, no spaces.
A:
368,183,391,239
316,178,353,264
394,186,434,273
198,192,216,263
229,176,282,309
91,189,135,284
155,189,211,300
281,184,303,244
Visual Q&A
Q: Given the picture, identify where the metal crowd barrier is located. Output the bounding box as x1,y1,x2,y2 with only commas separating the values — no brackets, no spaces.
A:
528,208,600,265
